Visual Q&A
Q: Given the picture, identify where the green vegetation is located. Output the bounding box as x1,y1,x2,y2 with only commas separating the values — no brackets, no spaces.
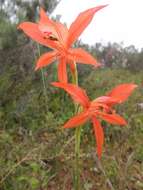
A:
0,66,143,189
0,0,143,189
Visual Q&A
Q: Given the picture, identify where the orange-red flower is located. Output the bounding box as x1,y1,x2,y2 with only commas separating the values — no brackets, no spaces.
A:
18,5,107,83
52,82,137,158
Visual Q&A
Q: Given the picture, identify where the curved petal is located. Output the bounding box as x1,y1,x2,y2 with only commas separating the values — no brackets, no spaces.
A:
67,5,107,47
63,111,89,128
35,51,58,70
18,22,60,50
39,8,68,45
39,8,59,40
68,48,100,67
58,57,68,83
39,7,50,23
99,112,127,126
93,96,119,105
92,117,104,159
51,82,90,108
107,84,138,104
55,22,69,44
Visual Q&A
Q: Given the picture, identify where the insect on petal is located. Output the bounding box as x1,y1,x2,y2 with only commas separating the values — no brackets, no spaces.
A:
39,8,59,40
18,22,60,50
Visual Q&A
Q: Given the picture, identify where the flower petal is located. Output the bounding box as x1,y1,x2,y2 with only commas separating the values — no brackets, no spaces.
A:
92,117,104,159
67,5,107,47
55,22,69,44
107,84,138,104
39,7,51,24
63,111,89,128
68,48,100,67
68,60,76,75
39,8,68,45
93,96,119,104
58,57,68,83
35,51,59,70
99,112,127,126
18,22,60,50
39,8,60,40
51,82,90,108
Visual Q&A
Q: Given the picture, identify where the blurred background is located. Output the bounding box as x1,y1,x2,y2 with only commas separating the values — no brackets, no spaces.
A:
0,0,143,189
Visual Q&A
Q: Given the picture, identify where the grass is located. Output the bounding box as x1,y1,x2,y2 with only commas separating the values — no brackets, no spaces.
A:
0,68,143,189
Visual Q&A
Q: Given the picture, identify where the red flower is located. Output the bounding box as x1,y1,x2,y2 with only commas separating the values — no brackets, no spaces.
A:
52,82,137,158
18,5,107,83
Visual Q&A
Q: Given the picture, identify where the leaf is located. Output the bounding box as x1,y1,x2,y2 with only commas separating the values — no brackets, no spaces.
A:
57,57,68,83
63,111,89,128
107,84,138,104
51,82,90,108
68,48,100,67
35,51,59,70
30,162,40,172
17,176,29,182
67,5,107,47
30,177,39,189
92,117,104,159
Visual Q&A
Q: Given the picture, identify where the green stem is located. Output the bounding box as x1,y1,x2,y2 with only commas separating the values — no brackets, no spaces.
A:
41,68,47,99
71,62,81,190
74,126,81,190
71,63,78,86
37,44,48,111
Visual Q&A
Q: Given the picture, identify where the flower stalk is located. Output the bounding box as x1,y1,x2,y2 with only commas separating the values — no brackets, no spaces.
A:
74,126,82,190
18,5,137,189
71,62,82,190
37,44,48,111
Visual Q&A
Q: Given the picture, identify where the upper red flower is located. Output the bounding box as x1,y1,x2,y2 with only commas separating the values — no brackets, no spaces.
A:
18,5,107,83
52,82,137,158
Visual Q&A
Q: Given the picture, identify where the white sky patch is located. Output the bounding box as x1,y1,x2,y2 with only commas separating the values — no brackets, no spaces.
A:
52,0,143,49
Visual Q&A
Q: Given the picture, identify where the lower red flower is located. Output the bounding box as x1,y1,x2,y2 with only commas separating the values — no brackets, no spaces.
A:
52,82,137,158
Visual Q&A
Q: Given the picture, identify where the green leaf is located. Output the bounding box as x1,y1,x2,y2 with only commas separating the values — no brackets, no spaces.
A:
30,177,40,189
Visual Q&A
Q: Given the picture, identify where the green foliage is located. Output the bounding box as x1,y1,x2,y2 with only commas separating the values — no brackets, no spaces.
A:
0,19,17,49
0,2,143,187
136,146,143,162
79,41,143,72
0,0,60,49
0,66,143,189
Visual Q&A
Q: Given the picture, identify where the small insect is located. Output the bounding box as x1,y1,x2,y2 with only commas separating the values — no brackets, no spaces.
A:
48,35,58,41
43,31,58,41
